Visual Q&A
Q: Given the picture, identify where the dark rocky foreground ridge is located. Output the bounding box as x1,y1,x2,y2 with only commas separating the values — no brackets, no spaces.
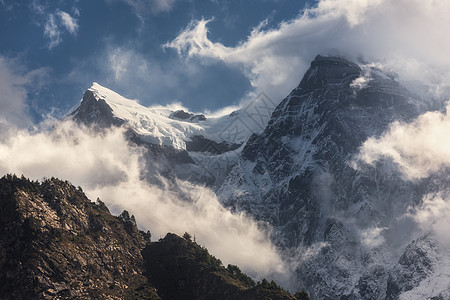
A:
0,175,302,300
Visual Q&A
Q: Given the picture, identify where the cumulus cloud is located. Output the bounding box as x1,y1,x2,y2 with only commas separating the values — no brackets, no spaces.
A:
0,119,289,282
164,0,450,103
358,103,450,180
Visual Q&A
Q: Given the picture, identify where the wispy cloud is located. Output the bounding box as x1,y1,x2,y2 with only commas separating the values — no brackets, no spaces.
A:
57,10,79,35
30,1,79,49
0,56,48,129
0,120,290,283
43,14,61,49
68,45,213,106
44,10,79,48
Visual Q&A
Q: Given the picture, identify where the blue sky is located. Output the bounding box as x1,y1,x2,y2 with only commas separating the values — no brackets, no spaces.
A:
0,0,311,122
2,0,450,126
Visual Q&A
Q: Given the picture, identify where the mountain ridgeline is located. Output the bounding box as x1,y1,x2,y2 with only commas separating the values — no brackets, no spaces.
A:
0,175,300,300
58,55,450,299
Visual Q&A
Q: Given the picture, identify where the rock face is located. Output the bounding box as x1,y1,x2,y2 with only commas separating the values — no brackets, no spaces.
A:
0,175,299,300
70,90,126,129
0,174,158,300
186,135,242,155
386,234,438,300
169,110,207,122
218,55,445,299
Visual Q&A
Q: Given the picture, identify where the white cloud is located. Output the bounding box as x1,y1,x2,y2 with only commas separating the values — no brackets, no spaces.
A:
164,0,450,104
31,2,79,49
44,14,61,49
57,10,79,35
0,119,290,283
357,103,450,180
355,98,450,247
360,226,386,249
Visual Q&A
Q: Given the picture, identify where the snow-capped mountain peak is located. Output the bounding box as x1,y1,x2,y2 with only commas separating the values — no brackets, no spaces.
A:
69,82,279,187
218,55,447,299
81,82,204,149
71,82,276,151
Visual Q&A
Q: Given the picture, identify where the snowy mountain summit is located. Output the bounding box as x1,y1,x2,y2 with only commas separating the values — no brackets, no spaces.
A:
219,55,450,299
70,82,276,186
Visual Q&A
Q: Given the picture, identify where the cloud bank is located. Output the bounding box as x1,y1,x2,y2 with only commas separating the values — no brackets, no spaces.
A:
164,0,450,103
0,120,289,282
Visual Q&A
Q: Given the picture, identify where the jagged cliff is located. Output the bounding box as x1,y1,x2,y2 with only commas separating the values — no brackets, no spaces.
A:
217,55,438,299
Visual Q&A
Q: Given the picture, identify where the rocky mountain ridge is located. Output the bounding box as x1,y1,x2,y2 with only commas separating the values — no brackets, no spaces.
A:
218,55,447,299
0,174,301,300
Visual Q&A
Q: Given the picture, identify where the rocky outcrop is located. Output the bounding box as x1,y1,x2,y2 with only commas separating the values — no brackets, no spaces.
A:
169,110,206,122
0,174,159,299
70,90,126,129
186,135,242,155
